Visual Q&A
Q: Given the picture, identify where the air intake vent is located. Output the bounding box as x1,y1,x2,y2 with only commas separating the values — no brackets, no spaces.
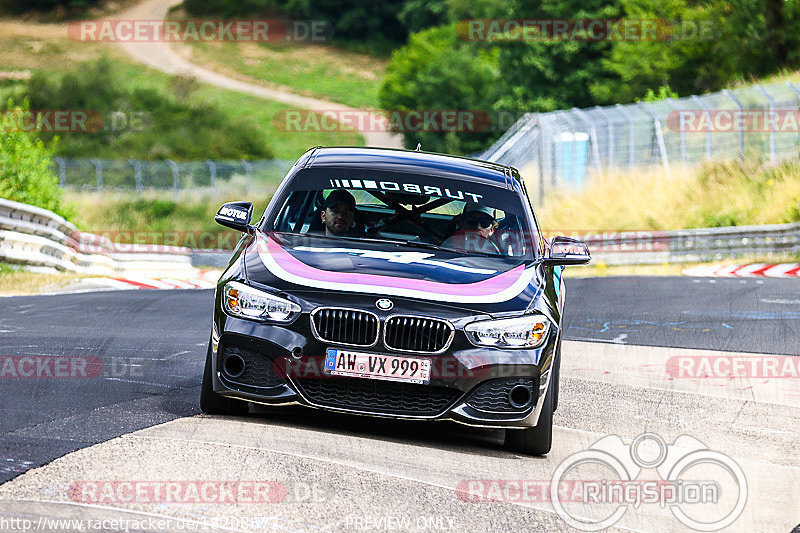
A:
311,308,379,347
296,378,461,416
384,316,453,353
466,377,536,413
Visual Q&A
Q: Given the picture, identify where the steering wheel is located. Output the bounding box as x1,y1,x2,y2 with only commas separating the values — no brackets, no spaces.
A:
490,217,522,255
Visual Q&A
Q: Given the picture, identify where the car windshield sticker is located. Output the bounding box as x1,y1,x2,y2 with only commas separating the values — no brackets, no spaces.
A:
292,246,498,275
328,179,483,203
256,235,536,303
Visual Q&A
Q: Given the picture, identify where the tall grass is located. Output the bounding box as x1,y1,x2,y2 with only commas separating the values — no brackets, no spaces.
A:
65,176,277,247
535,158,800,233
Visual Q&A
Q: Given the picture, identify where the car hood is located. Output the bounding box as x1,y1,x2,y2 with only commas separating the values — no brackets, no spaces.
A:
242,232,544,313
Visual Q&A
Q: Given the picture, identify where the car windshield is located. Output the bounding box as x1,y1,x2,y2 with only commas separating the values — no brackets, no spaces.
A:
267,169,535,258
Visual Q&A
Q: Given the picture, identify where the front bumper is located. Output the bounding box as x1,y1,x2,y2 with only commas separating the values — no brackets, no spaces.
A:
211,314,558,429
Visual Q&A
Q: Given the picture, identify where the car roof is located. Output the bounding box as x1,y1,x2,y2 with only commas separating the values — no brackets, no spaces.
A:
300,147,519,190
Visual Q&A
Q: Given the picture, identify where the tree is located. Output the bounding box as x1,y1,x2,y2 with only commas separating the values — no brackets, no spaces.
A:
592,0,800,102
0,0,102,15
379,25,501,154
491,0,623,112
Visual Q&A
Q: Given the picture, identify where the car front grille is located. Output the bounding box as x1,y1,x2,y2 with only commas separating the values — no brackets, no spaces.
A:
384,316,453,353
311,308,379,347
466,377,536,413
220,345,285,389
294,377,462,416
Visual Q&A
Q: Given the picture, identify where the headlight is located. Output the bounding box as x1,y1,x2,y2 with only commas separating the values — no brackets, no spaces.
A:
465,314,551,348
222,281,301,322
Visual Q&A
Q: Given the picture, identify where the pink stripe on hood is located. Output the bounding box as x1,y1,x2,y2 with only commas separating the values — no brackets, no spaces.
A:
265,236,526,297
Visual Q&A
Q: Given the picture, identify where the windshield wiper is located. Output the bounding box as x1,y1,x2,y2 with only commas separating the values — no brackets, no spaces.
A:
367,237,504,257
272,231,504,257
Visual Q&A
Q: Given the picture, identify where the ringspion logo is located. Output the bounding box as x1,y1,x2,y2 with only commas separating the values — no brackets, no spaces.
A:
551,433,747,531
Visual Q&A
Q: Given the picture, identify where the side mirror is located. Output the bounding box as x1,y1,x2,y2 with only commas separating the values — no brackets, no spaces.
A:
215,201,254,232
544,236,590,266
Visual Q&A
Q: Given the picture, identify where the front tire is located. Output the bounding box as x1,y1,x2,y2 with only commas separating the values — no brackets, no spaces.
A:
504,370,554,456
200,341,249,415
552,339,561,412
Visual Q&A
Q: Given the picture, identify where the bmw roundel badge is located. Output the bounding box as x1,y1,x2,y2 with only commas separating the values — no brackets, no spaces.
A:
376,298,393,311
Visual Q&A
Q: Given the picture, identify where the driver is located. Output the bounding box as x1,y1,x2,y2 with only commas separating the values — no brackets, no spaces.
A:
440,204,500,253
320,189,360,236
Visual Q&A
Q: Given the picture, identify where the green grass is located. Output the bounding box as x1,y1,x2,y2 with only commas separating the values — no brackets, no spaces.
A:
107,60,365,159
0,262,85,295
185,39,386,109
0,59,365,160
65,186,276,248
0,24,364,160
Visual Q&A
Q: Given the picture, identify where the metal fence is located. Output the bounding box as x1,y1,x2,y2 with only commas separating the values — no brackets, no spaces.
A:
482,81,800,202
52,158,293,195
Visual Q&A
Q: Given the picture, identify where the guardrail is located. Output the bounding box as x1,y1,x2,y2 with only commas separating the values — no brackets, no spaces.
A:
4,196,798,272
570,222,800,265
0,198,197,276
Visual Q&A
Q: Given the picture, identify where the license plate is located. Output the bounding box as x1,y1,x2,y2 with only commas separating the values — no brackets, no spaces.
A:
324,348,431,384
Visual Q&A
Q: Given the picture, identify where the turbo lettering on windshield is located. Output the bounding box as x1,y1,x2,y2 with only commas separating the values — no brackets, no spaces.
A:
328,179,483,203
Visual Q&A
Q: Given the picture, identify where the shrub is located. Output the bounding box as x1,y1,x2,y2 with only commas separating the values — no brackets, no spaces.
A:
0,99,66,217
14,57,273,160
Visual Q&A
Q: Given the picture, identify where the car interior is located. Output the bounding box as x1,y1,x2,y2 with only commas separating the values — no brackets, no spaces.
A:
272,189,529,257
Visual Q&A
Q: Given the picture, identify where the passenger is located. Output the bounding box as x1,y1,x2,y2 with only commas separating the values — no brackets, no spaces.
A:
320,189,360,236
440,204,500,254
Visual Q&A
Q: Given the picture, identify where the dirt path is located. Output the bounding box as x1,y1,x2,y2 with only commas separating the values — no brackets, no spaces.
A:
114,0,403,148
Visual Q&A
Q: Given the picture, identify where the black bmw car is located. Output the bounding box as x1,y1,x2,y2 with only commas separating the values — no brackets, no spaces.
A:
201,147,589,455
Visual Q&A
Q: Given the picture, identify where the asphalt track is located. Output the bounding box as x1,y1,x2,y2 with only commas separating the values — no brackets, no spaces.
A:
564,276,800,355
0,276,798,531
